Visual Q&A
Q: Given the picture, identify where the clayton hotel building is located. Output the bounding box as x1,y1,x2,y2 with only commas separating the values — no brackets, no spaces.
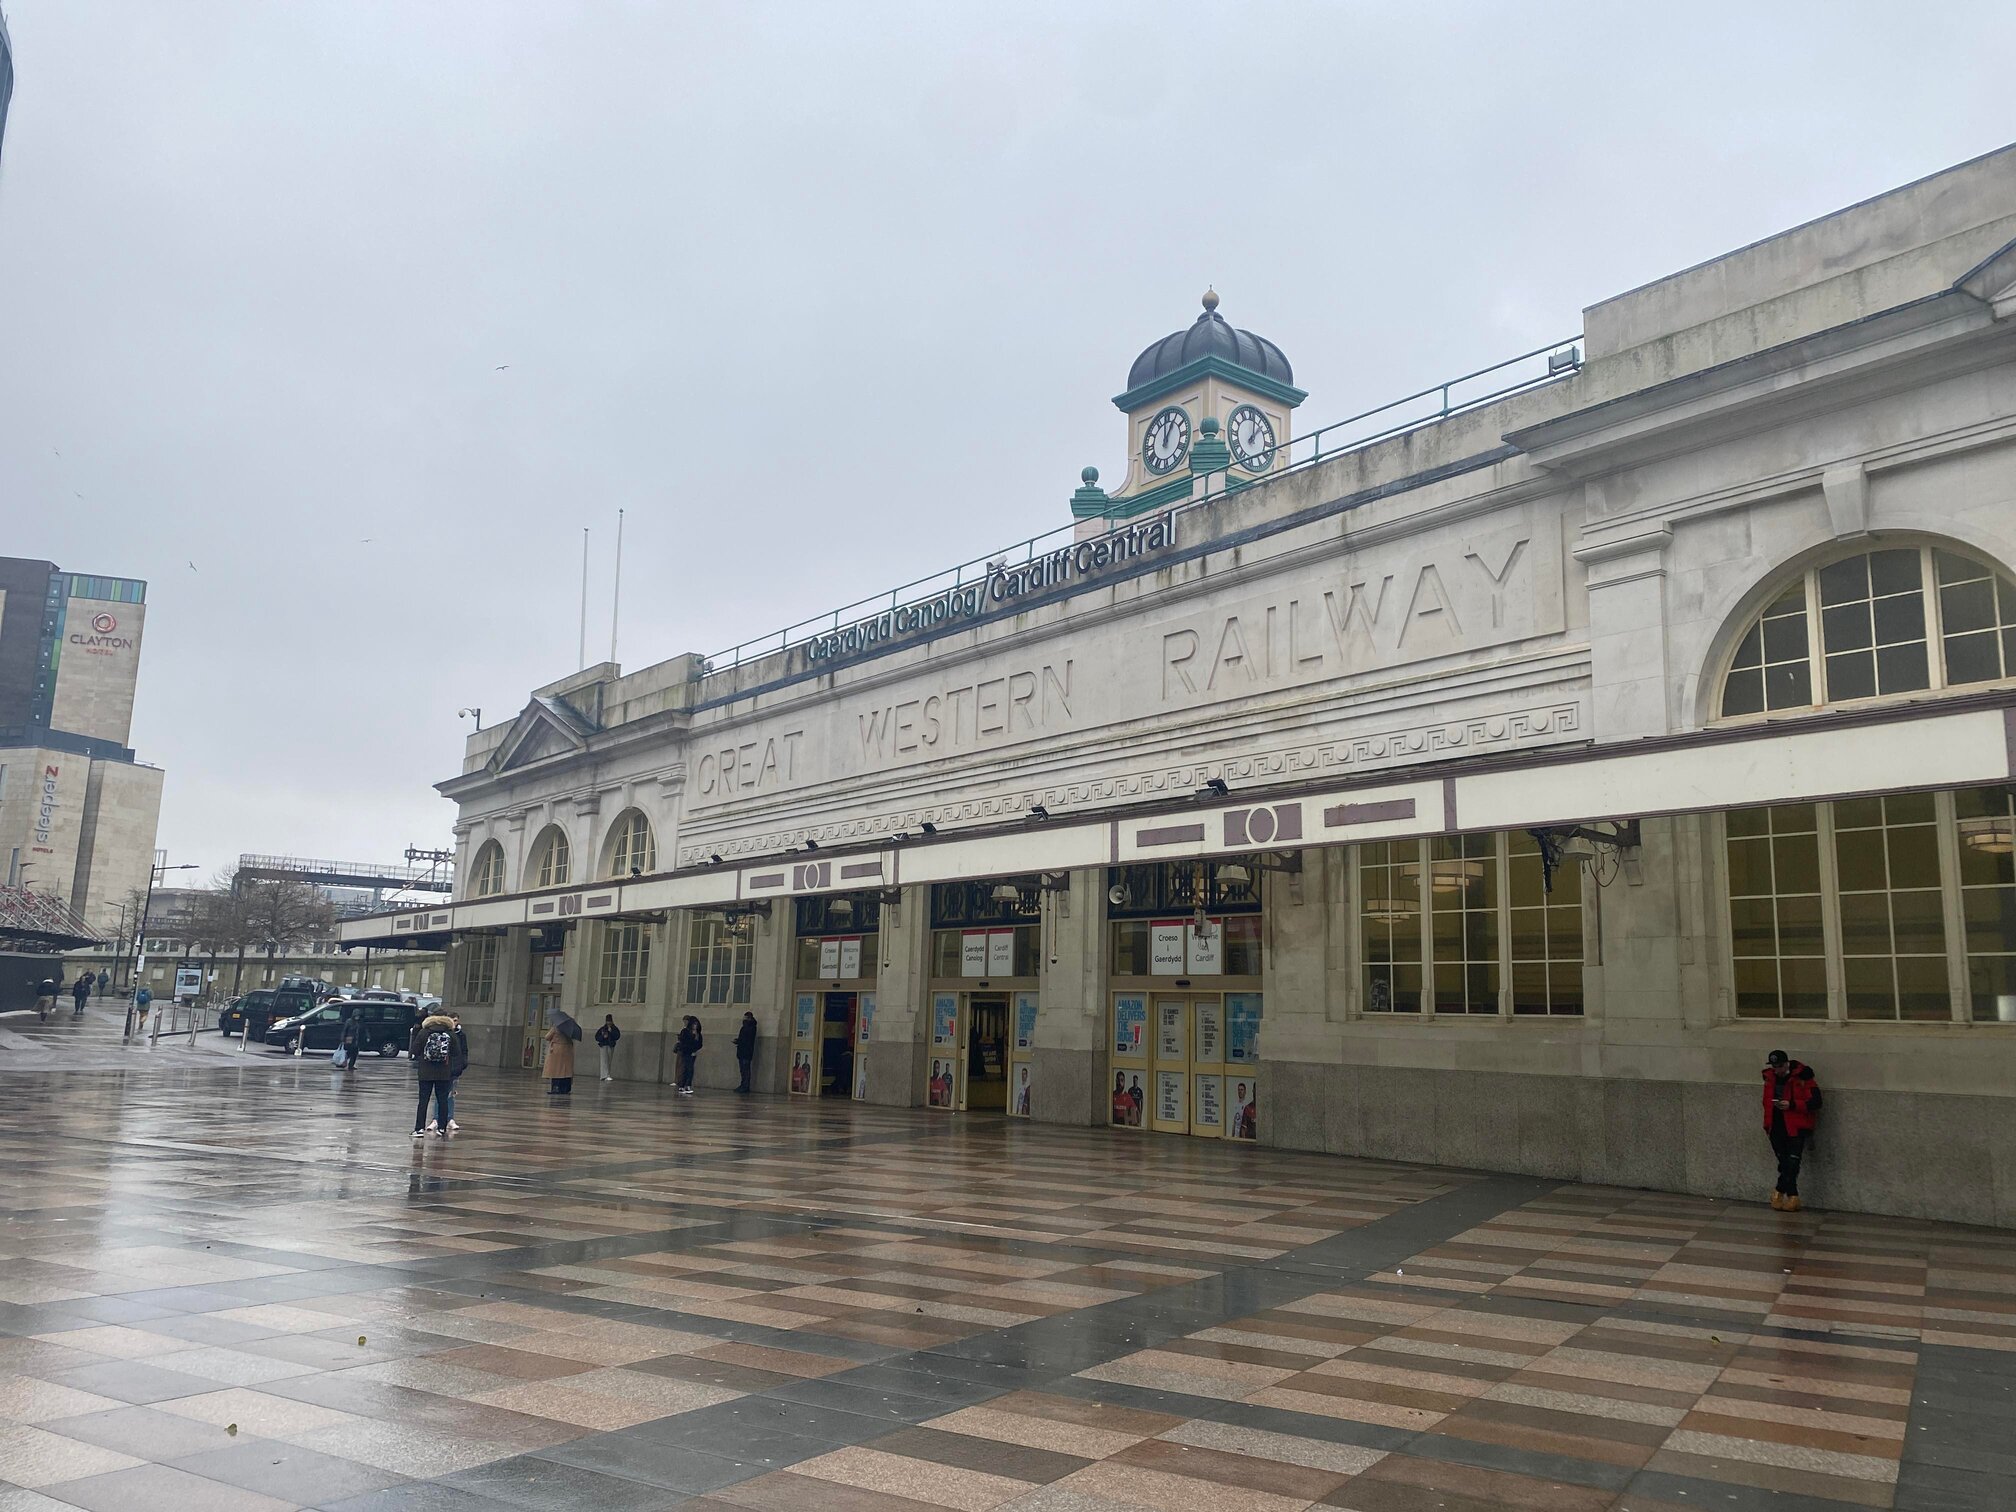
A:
347,147,2016,1225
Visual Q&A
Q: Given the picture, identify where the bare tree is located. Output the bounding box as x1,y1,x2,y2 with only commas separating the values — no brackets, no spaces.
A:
189,877,253,999
226,875,336,993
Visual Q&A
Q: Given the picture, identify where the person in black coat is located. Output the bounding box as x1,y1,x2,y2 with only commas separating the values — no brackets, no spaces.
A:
595,1015,621,1082
734,1011,757,1094
672,1016,702,1096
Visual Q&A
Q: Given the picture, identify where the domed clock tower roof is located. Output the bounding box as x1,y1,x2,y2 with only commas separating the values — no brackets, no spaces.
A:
1114,290,1307,411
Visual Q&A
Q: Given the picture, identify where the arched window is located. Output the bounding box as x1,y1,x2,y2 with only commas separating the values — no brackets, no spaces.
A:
469,841,506,898
1720,544,2016,718
529,826,571,889
605,810,656,878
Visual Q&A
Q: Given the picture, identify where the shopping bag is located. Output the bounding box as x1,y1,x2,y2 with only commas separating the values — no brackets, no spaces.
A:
331,1045,349,1068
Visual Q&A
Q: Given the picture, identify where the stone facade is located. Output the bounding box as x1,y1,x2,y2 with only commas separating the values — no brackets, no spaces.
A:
351,147,2016,1225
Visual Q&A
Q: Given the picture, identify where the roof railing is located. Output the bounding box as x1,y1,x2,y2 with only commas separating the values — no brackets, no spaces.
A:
699,334,1582,676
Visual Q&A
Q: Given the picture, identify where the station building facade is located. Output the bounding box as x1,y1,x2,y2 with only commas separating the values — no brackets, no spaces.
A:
345,146,2016,1225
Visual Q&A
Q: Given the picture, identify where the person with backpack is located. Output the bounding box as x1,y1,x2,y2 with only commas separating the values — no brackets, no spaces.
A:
95,969,110,998
441,1013,469,1131
672,1015,702,1096
34,973,59,1022
595,1015,621,1082
70,975,91,1018
133,984,153,1034
734,1011,757,1094
544,1011,579,1096
1762,1049,1822,1211
410,1010,456,1138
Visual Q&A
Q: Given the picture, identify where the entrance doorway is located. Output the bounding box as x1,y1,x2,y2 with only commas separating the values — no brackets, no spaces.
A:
926,991,1013,1111
790,990,858,1095
523,947,563,1069
1110,993,1256,1139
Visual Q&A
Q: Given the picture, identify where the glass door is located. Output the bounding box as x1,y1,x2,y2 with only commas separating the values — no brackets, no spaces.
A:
964,993,1008,1111
1151,996,1190,1133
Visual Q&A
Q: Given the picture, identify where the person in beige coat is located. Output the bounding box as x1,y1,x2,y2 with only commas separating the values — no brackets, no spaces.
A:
544,1012,579,1096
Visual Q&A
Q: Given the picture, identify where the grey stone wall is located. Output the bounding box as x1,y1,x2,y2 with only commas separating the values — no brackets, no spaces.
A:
1263,1060,2016,1229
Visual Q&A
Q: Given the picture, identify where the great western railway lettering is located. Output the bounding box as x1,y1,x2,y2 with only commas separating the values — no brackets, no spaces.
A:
857,661,1074,760
694,731,805,799
1160,537,1541,699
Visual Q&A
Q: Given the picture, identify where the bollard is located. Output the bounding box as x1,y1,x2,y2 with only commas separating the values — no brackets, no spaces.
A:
148,1012,159,1046
240,1022,249,1053
293,1030,304,1058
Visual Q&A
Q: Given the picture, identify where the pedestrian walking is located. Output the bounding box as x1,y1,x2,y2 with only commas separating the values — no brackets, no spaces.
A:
442,1014,469,1131
545,1012,579,1096
34,973,58,1022
133,984,152,1033
734,1011,757,1094
95,969,109,999
672,1015,702,1095
595,1015,621,1082
70,976,90,1018
1762,1049,1822,1211
410,1010,456,1138
336,1007,361,1074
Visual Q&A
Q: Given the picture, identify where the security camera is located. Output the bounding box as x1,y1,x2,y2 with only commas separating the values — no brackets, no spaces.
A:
1108,884,1128,907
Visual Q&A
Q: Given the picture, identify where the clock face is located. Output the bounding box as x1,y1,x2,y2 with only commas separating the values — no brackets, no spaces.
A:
1228,404,1277,473
1141,406,1191,476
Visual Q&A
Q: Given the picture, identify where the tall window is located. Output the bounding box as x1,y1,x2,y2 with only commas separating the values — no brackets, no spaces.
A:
1361,830,1584,1016
686,916,753,1004
1724,786,2016,1022
606,811,656,878
457,935,498,1003
1721,545,2016,717
598,922,651,1003
530,827,570,889
469,842,506,898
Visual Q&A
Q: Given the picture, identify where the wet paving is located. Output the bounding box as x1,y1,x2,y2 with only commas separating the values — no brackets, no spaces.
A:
2,1010,2014,1510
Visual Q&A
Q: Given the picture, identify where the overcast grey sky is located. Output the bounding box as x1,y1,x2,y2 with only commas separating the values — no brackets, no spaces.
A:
0,0,2007,880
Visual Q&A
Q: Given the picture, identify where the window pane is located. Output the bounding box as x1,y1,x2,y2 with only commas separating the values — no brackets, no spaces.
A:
1780,957,1829,1018
1875,641,1930,694
1942,578,1996,633
1722,669,1764,717
1896,955,1951,1021
1868,548,1922,598
1945,631,2001,686
1773,832,1821,894
1826,650,1876,701
1762,612,1808,662
1822,601,1872,652
1764,662,1812,708
1818,556,1868,605
1886,823,1940,890
1843,955,1894,1020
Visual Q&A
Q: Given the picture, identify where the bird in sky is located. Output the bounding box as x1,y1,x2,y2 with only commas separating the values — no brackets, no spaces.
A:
494,364,510,371
187,561,198,572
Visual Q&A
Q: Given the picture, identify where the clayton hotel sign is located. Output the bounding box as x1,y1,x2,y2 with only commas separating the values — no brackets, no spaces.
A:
805,511,1178,663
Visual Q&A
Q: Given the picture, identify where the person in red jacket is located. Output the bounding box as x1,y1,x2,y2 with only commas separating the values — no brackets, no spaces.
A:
1762,1049,1821,1211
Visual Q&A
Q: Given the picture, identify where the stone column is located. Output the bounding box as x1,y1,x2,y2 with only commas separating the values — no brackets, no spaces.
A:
1031,868,1105,1125
1574,524,1674,741
1258,848,1338,1153
484,927,533,1070
864,884,929,1107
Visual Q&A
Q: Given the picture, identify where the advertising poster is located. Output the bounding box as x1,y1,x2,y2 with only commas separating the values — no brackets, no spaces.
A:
1011,1063,1032,1117
795,992,817,1043
1226,994,1262,1063
1195,1073,1223,1129
927,1056,956,1108
961,932,989,977
818,939,841,980
1195,1000,1223,1063
838,937,862,979
1228,1076,1259,1140
931,992,958,1047
1150,922,1186,975
1113,996,1146,1056
1157,1001,1185,1058
1110,1069,1146,1126
1155,1070,1186,1126
854,1055,868,1100
857,992,876,1044
1186,921,1222,974
790,1048,815,1095
1013,991,1038,1052
986,929,1015,977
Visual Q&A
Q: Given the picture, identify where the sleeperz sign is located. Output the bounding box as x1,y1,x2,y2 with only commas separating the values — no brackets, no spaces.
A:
804,511,1177,664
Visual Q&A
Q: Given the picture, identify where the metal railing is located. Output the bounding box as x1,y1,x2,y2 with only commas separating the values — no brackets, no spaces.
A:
700,334,1582,675
236,853,454,890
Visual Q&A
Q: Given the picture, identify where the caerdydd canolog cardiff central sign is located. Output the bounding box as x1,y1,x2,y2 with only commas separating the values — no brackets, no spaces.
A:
805,512,1178,664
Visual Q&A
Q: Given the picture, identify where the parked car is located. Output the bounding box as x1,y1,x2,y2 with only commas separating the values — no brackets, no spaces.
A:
264,999,419,1057
218,990,280,1039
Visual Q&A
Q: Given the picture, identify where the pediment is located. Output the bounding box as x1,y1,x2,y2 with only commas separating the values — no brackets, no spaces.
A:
492,697,594,773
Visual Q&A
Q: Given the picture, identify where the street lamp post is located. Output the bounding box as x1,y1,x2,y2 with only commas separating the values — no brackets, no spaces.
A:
126,861,197,1039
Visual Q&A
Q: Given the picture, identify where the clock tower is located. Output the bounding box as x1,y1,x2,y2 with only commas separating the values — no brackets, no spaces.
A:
1073,289,1306,524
